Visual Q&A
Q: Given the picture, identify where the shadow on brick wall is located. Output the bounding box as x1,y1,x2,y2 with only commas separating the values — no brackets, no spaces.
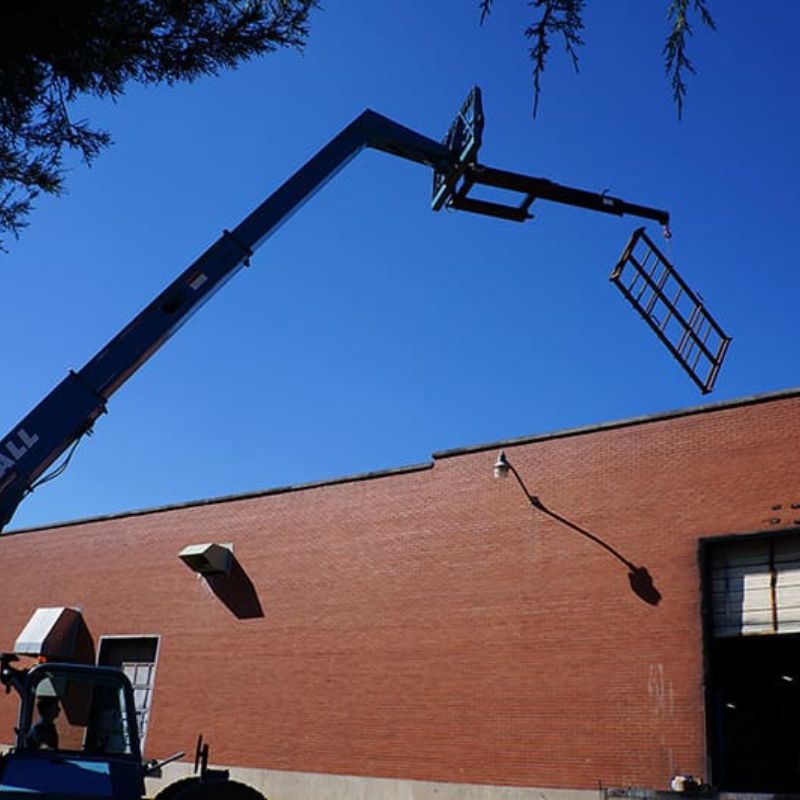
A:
534,499,662,607
205,556,264,619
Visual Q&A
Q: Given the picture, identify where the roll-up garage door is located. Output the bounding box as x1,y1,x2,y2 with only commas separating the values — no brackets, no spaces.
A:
711,536,800,637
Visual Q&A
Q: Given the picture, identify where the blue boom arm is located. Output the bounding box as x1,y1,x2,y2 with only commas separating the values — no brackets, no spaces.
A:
0,87,674,532
0,109,454,532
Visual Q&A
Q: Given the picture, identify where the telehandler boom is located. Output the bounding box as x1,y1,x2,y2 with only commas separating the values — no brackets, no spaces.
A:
0,87,669,533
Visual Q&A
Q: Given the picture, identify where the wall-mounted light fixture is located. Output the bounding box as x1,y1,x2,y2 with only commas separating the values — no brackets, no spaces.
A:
493,449,541,507
493,450,510,480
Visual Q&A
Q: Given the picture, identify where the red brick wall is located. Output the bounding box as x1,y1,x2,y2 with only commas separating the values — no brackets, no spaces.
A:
1,392,799,790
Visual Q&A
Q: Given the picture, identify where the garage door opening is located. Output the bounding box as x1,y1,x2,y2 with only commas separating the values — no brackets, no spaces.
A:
705,535,800,792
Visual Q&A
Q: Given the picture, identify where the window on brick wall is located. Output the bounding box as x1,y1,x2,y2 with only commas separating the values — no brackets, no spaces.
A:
98,636,159,750
711,536,800,636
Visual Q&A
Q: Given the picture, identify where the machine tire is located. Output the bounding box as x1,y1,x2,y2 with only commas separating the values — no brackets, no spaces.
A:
154,776,266,800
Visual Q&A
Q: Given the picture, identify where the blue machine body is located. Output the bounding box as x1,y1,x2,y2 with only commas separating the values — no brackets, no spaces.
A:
0,663,144,800
0,753,140,799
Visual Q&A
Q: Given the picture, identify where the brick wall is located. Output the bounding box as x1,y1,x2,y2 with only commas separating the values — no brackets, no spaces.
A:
1,391,798,791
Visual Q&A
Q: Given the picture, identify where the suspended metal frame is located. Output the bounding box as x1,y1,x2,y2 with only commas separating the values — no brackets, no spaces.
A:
610,228,731,394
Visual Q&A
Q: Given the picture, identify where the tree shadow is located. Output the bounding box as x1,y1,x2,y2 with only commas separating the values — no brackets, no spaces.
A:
204,556,264,619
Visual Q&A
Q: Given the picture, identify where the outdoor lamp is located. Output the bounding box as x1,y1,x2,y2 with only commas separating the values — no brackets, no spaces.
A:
492,449,542,509
493,450,509,479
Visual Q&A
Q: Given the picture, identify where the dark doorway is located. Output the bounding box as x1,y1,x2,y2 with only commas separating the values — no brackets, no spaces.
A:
709,631,800,792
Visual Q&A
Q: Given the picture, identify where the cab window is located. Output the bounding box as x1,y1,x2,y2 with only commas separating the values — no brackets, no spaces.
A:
26,669,133,756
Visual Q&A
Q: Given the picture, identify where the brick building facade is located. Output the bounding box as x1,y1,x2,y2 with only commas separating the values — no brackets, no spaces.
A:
1,388,799,798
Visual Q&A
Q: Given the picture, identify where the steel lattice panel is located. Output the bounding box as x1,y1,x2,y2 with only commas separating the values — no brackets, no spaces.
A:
611,228,731,393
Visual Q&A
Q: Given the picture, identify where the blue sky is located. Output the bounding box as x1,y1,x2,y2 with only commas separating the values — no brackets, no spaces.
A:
2,2,798,530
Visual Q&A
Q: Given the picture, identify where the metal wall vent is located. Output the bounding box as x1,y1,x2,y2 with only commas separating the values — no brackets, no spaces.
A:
178,543,233,575
14,607,83,658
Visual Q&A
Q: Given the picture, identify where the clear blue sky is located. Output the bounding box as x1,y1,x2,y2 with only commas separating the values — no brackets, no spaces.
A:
2,2,798,530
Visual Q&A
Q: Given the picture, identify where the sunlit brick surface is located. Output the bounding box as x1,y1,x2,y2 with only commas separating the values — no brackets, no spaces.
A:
1,391,798,790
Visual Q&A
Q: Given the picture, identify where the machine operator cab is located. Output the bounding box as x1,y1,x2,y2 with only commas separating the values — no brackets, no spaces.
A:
0,660,145,799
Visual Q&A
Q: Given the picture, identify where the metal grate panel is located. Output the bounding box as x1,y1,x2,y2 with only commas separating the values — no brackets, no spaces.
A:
610,227,731,394
122,661,155,743
99,636,158,749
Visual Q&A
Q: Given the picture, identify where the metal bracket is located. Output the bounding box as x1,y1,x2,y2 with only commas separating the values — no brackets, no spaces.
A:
431,87,669,228
222,228,254,267
445,163,670,227
432,86,484,211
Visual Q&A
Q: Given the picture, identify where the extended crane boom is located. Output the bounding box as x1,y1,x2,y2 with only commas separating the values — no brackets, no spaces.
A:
0,87,671,532
0,111,454,532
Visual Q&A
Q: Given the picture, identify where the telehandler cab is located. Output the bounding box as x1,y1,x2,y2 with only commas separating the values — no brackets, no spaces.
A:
0,654,264,799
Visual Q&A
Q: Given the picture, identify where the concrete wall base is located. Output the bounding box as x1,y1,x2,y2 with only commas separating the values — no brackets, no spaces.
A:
145,764,603,800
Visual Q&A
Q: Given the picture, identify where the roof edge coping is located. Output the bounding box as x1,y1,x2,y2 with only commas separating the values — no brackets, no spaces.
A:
7,461,435,535
432,386,800,459
9,386,800,536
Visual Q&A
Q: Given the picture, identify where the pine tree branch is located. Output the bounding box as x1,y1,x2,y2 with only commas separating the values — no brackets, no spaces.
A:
664,0,716,119
478,1,715,120
524,0,585,117
0,0,317,251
